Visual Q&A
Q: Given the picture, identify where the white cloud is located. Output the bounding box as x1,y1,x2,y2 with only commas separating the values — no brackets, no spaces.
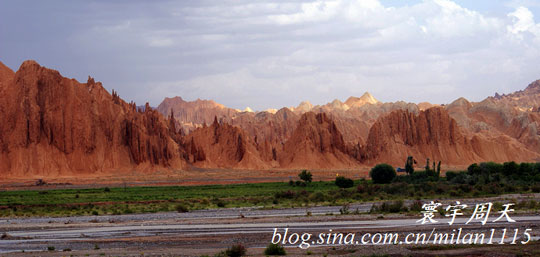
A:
508,6,540,37
148,37,174,47
269,0,341,25
56,0,540,110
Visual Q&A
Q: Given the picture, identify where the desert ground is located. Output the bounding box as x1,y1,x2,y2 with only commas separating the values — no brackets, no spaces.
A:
0,168,369,190
0,166,472,190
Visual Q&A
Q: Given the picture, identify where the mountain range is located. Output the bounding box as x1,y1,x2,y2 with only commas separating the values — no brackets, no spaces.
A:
1,60,539,178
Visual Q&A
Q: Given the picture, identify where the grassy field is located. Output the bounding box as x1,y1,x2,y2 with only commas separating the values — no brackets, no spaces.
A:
1,175,539,217
0,181,343,217
0,182,315,205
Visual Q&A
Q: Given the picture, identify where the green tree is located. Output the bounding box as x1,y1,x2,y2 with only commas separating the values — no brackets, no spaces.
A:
468,163,480,175
370,163,397,184
425,158,430,171
519,162,534,176
405,156,414,175
437,161,441,176
335,176,354,188
298,170,312,183
503,161,519,176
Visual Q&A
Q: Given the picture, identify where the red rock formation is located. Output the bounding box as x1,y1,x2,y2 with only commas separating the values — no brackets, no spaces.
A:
278,112,359,168
184,117,270,169
362,107,539,166
446,95,540,155
3,60,540,178
344,92,380,107
0,60,186,178
0,61,14,86
489,79,540,110
156,96,238,133
228,108,299,163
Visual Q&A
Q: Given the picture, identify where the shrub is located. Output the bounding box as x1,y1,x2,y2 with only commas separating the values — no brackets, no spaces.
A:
519,162,535,176
447,171,470,184
383,182,408,195
309,191,326,202
104,187,111,192
295,181,306,187
449,189,462,197
47,246,55,251
370,164,396,184
225,243,247,257
482,183,503,195
480,162,503,174
409,200,423,212
176,204,189,213
335,176,354,188
212,198,226,208
467,163,480,175
275,190,296,199
503,161,519,176
459,184,473,193
298,170,312,183
532,184,540,193
504,184,516,193
370,200,404,213
264,243,286,255
382,200,404,213
445,171,458,181
405,156,414,175
339,204,350,214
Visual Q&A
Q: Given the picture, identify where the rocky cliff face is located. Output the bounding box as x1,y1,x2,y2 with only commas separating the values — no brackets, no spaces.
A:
361,107,540,165
0,62,14,86
344,92,380,107
184,117,269,169
278,112,358,168
362,107,463,161
0,61,186,178
489,79,540,111
445,94,540,156
155,93,406,146
155,79,540,170
156,96,238,133
2,60,540,178
229,108,299,163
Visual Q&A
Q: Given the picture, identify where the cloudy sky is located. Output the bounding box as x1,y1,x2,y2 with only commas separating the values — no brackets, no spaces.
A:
1,0,540,110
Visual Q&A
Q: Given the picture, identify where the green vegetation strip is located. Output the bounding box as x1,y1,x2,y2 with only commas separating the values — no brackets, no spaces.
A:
0,161,539,217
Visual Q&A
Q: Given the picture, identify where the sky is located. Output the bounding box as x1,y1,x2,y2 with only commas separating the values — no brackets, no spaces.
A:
1,0,540,111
